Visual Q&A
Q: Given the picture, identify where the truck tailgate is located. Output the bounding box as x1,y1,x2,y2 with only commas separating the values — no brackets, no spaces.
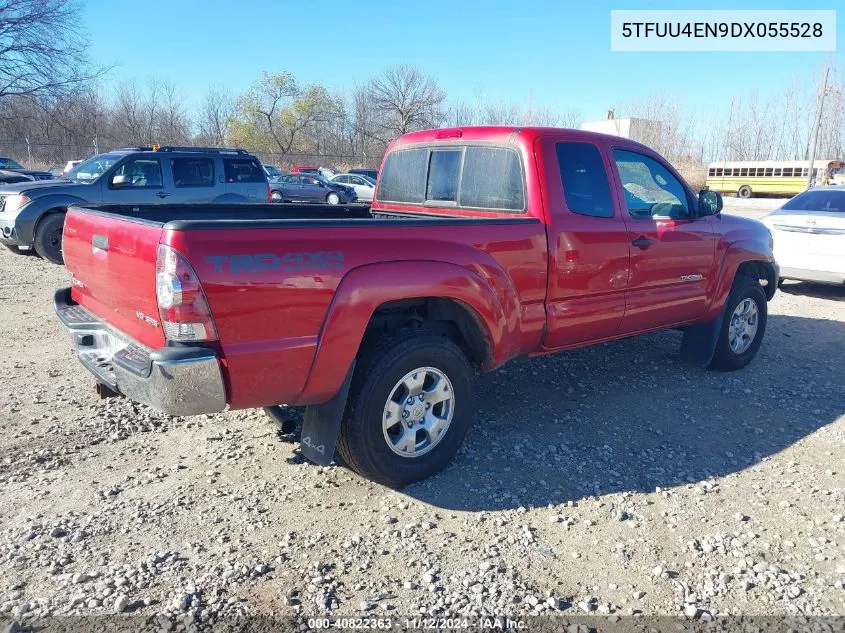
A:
62,207,166,349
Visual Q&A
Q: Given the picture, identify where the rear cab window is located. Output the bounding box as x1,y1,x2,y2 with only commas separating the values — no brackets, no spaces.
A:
377,145,524,212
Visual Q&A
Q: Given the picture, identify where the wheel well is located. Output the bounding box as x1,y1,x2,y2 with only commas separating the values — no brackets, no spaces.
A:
363,297,492,368
32,207,67,239
736,260,777,300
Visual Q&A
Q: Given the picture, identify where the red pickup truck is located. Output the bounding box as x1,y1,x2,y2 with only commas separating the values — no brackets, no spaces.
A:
55,127,778,487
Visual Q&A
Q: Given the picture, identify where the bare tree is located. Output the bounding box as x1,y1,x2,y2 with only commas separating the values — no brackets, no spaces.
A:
365,65,446,141
196,85,233,146
0,0,106,99
157,80,189,144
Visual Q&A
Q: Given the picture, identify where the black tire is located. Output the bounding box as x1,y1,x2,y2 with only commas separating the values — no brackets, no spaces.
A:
337,330,474,488
737,185,753,199
326,192,340,205
270,190,282,203
33,213,66,265
709,275,767,371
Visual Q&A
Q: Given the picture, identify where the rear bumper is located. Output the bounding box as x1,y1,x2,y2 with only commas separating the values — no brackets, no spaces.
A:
54,288,227,416
779,267,845,285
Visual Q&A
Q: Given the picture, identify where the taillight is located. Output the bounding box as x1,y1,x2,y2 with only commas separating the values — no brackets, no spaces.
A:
155,244,217,342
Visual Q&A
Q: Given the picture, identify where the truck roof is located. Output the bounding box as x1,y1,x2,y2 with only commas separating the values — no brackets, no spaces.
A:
392,126,655,154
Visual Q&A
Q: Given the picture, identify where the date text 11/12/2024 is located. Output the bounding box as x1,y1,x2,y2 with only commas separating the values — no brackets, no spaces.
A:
306,617,527,629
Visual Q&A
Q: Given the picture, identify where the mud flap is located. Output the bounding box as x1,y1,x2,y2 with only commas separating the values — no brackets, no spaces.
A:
680,309,725,368
299,360,356,466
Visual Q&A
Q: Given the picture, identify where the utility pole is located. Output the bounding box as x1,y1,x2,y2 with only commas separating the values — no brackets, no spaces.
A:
806,66,830,190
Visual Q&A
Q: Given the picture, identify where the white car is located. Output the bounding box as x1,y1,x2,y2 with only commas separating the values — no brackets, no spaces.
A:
761,186,845,286
331,173,376,202
60,159,83,178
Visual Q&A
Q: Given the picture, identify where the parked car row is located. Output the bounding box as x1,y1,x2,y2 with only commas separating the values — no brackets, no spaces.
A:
0,146,273,264
0,146,376,265
268,173,359,205
262,164,379,203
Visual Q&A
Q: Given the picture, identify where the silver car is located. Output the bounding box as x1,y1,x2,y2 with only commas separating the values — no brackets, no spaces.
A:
331,173,376,203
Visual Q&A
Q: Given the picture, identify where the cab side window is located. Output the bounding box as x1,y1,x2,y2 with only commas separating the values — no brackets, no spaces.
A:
613,150,690,219
223,159,265,183
171,157,214,187
111,158,162,188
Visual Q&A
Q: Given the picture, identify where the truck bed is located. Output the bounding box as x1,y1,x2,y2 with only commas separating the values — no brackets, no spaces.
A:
72,203,532,229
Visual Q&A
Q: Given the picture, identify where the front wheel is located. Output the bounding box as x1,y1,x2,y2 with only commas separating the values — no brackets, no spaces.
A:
337,331,474,488
270,190,282,203
33,213,66,265
326,192,340,205
709,275,767,371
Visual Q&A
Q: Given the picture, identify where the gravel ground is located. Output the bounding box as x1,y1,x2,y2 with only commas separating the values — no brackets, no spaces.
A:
0,244,843,630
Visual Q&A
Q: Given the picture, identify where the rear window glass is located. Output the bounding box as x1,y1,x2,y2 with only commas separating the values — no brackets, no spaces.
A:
171,158,214,187
379,145,525,211
782,190,845,212
426,150,461,202
555,142,614,218
378,149,428,203
460,147,524,210
223,159,265,183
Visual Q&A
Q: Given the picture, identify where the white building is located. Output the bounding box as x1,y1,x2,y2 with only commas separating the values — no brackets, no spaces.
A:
579,111,661,144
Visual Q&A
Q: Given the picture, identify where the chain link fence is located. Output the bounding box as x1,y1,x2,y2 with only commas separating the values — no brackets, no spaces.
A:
0,140,378,172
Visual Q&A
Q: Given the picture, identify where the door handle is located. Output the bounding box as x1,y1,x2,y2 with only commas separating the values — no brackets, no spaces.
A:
631,237,653,249
156,191,170,198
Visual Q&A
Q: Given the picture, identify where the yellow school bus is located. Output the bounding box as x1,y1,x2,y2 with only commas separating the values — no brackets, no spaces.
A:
705,159,844,198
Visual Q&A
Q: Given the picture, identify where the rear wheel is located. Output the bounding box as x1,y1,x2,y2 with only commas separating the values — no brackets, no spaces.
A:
709,275,767,371
326,192,340,205
33,213,66,265
337,331,474,488
737,185,753,199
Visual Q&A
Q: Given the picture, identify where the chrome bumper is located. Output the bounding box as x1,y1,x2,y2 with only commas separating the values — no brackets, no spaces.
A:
54,288,227,416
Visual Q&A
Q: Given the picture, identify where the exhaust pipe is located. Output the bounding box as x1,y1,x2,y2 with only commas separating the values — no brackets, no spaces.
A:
95,383,120,399
264,406,298,434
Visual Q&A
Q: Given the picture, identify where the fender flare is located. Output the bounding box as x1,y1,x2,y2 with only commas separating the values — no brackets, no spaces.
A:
15,195,87,244
707,239,777,320
299,260,513,405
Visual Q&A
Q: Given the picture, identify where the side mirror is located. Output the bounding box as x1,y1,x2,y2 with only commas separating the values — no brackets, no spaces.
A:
111,173,131,187
698,189,722,216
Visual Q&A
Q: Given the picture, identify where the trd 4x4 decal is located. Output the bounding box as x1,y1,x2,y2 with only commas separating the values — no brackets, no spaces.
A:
204,251,344,275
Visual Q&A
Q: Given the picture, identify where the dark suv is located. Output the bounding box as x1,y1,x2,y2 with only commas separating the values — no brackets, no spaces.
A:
0,146,269,264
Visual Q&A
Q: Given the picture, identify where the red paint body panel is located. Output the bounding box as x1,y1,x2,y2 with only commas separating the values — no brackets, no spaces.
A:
60,127,777,412
63,208,165,349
